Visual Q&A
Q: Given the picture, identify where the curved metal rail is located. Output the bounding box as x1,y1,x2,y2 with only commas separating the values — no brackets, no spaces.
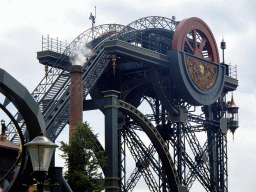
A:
119,100,179,192
0,104,25,191
89,100,178,191
116,16,178,39
0,68,44,191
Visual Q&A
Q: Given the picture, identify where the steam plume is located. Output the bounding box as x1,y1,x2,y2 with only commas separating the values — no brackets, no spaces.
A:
71,46,92,66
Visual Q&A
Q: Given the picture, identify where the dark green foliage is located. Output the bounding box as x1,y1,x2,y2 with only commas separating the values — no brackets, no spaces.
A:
59,123,106,192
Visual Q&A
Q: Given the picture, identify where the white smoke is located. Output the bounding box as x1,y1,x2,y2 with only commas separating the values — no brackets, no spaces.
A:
71,46,92,66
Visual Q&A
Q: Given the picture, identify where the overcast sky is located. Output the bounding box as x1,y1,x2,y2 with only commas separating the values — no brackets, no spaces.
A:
0,0,255,191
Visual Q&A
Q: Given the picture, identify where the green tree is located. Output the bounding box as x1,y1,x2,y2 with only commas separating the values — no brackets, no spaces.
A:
59,123,106,192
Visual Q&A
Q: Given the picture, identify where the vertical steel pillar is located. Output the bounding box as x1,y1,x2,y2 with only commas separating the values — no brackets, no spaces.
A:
204,105,218,191
218,94,228,192
120,128,126,192
177,122,182,183
207,129,218,190
103,90,120,192
118,111,125,191
223,134,228,191
217,131,228,192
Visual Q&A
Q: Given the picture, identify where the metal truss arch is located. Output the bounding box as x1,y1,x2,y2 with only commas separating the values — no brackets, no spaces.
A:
119,100,179,192
64,24,126,58
88,100,179,191
117,16,178,35
113,16,178,50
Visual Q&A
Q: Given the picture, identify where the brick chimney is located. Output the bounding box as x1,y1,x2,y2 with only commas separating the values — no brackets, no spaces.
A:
69,65,83,143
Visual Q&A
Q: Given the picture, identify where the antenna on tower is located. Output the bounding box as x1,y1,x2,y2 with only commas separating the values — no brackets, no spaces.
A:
95,6,96,21
89,6,96,38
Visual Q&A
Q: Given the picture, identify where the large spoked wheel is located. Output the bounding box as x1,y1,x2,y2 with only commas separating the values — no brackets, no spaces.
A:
172,17,220,63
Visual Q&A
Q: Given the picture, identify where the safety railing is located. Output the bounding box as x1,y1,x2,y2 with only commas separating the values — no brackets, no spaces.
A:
110,29,173,55
42,35,68,54
229,63,237,79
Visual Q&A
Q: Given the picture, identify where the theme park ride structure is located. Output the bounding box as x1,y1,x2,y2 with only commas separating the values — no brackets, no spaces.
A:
1,16,238,191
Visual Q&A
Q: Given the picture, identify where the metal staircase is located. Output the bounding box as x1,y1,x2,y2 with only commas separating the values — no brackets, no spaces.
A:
7,36,111,143
45,49,110,141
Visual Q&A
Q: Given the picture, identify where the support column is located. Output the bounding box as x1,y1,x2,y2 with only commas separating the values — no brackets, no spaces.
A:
204,105,218,191
170,106,188,191
177,122,182,183
103,90,120,192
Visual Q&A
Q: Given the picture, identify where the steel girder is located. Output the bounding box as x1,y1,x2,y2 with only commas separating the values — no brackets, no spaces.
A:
121,124,170,192
142,93,228,192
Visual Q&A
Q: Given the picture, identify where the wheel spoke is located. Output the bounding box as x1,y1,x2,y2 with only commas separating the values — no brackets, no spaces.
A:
192,30,198,50
199,37,207,52
185,38,194,53
172,17,219,63
204,55,212,61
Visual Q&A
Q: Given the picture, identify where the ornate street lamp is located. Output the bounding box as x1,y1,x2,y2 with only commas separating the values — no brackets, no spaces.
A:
227,93,239,141
24,134,58,192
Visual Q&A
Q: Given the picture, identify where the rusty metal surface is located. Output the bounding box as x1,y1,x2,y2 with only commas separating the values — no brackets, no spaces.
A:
172,17,220,64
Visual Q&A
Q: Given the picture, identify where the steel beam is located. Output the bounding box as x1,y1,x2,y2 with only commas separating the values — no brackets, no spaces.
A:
103,90,120,192
104,40,170,68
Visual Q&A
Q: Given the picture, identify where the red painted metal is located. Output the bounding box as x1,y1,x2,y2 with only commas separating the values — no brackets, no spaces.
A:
172,17,220,64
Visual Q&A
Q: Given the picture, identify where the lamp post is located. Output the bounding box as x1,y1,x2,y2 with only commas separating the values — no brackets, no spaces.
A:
24,134,58,192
